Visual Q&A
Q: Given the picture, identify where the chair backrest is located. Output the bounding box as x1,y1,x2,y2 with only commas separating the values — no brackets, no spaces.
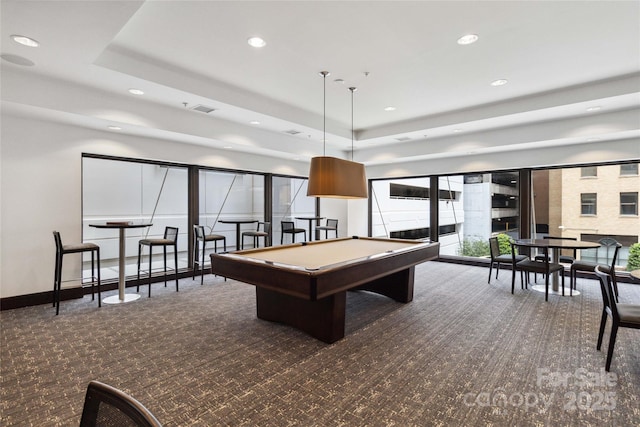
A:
607,243,622,280
164,227,179,243
281,221,294,232
547,236,577,257
326,219,338,228
489,237,500,261
53,231,63,253
594,265,618,321
599,238,621,268
260,222,271,233
193,225,205,240
79,380,163,427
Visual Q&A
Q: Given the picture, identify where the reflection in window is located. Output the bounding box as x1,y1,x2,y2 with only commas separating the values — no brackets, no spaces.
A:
620,192,638,215
581,193,597,215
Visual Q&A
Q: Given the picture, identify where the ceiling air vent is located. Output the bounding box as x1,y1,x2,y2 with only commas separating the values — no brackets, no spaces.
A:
395,136,412,142
284,129,302,135
190,104,216,114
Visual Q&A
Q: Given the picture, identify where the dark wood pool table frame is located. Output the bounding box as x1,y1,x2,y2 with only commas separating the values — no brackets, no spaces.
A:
210,236,440,343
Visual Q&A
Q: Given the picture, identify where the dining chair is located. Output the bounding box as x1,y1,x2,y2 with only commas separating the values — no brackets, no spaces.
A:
316,219,338,239
570,238,621,299
192,225,226,285
489,237,526,284
511,242,565,301
52,231,101,315
137,226,179,297
280,221,306,244
241,221,271,249
79,380,163,427
594,265,640,372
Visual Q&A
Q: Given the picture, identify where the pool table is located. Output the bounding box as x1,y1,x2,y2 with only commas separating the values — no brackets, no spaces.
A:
210,236,440,343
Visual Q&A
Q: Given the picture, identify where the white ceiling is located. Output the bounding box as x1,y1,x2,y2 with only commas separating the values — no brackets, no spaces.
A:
2,1,639,165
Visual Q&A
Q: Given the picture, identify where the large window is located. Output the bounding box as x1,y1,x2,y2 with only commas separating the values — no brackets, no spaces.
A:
532,163,639,270
83,157,189,280
272,176,315,245
581,193,597,215
199,170,265,250
371,178,430,240
581,166,597,177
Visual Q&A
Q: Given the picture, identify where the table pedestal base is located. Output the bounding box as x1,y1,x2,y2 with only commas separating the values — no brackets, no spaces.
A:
103,294,142,304
531,285,580,297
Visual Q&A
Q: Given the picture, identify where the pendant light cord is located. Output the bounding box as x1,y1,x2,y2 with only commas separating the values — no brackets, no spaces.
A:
349,87,356,161
320,71,329,156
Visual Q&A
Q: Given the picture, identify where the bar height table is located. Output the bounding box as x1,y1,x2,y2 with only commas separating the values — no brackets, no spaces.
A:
514,238,601,296
219,219,258,251
89,222,152,304
295,216,325,241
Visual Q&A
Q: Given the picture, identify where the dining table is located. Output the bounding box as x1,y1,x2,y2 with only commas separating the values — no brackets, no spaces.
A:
294,216,325,241
219,218,259,251
89,222,152,304
630,269,640,281
514,238,601,296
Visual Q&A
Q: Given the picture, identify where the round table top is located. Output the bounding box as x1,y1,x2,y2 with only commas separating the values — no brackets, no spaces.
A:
219,219,259,224
89,222,152,229
514,238,601,250
630,269,640,280
295,216,325,220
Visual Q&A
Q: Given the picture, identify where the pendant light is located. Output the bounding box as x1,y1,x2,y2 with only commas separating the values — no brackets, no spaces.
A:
307,72,368,199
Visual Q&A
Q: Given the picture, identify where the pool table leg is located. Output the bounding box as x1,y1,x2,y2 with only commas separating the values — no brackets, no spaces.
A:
255,287,346,344
354,267,415,303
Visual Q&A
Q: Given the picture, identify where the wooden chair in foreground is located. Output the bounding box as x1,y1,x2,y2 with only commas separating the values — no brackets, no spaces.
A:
79,380,162,427
594,265,640,372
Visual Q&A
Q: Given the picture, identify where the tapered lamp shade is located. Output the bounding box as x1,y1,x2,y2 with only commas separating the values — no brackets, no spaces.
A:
307,156,368,199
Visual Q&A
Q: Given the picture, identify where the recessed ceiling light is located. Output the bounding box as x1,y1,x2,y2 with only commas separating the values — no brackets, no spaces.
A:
453,129,462,133
490,79,508,86
249,120,261,125
11,35,39,47
384,106,396,111
586,137,600,142
107,125,122,130
586,106,602,112
128,88,144,95
457,34,478,45
247,37,266,48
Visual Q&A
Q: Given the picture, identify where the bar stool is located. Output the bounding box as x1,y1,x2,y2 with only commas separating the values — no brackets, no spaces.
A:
281,221,306,244
52,231,101,315
137,226,179,297
316,219,338,239
241,222,270,249
192,225,226,285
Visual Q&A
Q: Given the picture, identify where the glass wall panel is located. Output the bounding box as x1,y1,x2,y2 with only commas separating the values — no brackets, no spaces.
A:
199,170,265,250
83,158,189,280
371,177,430,239
532,163,640,270
272,176,315,245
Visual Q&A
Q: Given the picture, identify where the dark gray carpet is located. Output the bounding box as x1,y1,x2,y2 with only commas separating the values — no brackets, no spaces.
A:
1,262,639,426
